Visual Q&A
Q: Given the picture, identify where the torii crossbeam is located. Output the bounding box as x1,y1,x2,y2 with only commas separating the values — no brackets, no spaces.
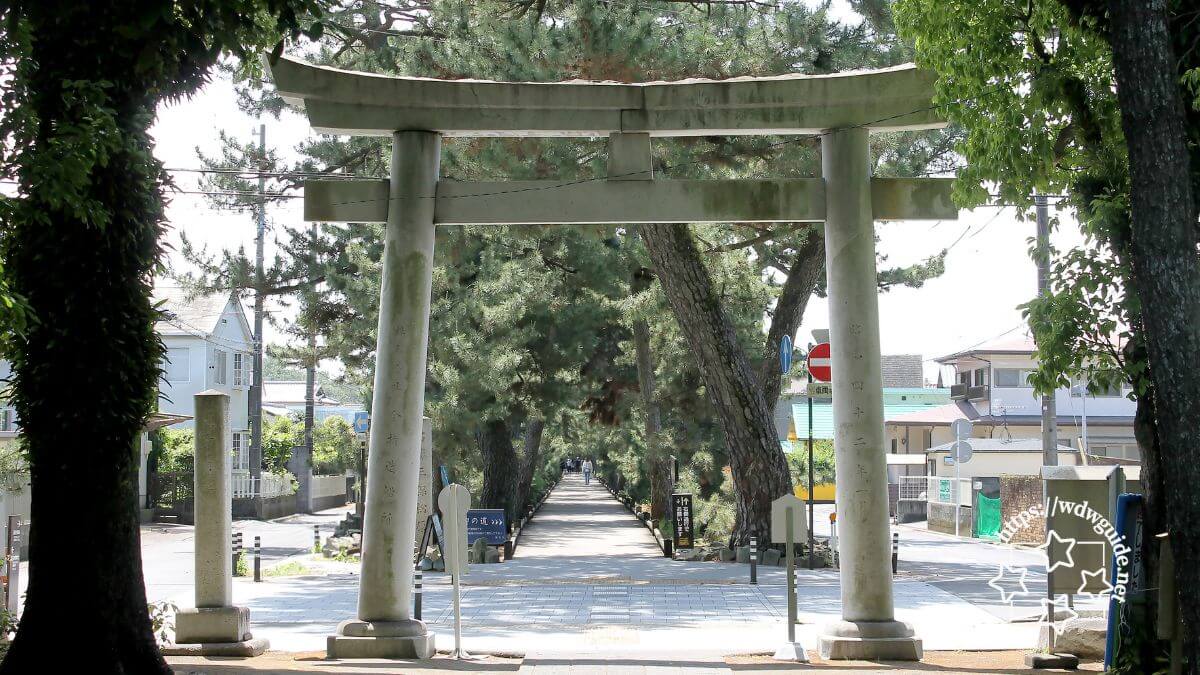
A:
267,54,956,661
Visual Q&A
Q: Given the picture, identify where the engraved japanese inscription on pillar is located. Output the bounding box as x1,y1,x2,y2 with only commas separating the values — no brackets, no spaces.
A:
415,417,434,553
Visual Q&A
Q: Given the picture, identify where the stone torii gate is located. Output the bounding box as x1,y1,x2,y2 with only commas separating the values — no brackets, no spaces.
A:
267,55,957,660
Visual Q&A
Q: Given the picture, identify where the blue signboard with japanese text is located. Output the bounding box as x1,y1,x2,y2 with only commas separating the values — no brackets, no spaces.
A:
466,508,507,545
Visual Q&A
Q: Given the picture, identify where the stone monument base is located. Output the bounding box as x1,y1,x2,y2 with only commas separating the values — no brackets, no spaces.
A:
171,606,268,656
818,620,922,660
327,619,436,659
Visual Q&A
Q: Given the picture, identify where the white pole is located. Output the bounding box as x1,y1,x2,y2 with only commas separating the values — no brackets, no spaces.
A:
954,444,961,538
452,569,463,656
1081,389,1089,455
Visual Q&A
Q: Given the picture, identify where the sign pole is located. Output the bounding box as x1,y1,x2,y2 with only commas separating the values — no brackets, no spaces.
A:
954,438,961,538
807,391,814,570
786,506,796,644
771,493,809,662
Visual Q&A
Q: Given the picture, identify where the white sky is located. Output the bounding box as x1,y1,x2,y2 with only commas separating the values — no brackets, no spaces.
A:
148,5,1086,385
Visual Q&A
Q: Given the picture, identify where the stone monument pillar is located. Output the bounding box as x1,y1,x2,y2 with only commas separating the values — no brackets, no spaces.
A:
172,390,268,656
415,417,434,555
288,442,313,514
818,128,921,660
327,131,439,659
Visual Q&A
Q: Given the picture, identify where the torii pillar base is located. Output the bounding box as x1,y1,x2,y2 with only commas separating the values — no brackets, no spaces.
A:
818,620,923,661
327,619,435,659
167,606,269,657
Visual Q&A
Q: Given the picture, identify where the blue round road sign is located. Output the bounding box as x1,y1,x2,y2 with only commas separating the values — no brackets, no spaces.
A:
780,335,793,374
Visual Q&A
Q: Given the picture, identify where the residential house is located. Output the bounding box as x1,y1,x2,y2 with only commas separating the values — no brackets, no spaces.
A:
262,380,364,425
778,354,947,500
154,286,255,480
885,333,1138,478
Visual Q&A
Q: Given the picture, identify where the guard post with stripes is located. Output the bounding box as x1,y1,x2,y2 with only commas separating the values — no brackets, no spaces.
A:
413,567,423,620
750,535,758,584
254,535,262,582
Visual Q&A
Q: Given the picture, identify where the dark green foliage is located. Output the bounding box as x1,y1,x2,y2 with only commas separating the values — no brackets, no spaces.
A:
0,1,323,670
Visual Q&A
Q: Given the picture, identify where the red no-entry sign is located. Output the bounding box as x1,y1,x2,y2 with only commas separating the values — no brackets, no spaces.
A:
806,342,832,382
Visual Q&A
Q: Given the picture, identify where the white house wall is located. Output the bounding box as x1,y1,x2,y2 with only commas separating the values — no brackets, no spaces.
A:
157,298,252,431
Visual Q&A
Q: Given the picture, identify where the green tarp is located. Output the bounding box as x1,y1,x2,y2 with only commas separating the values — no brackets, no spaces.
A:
976,493,1001,539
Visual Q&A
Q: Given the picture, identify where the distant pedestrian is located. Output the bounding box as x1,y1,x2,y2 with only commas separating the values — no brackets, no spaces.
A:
582,458,593,485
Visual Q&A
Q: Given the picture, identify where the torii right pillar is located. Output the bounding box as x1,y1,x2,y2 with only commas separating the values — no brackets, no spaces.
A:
819,127,922,660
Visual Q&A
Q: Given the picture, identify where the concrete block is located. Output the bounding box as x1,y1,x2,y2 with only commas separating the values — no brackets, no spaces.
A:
762,548,782,566
1039,617,1107,658
818,620,922,661
327,619,435,659
736,546,751,563
718,548,736,562
1024,652,1079,669
327,634,436,659
174,606,252,645
161,638,268,657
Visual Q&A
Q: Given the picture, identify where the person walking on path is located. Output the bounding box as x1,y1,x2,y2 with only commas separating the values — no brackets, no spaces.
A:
582,458,593,485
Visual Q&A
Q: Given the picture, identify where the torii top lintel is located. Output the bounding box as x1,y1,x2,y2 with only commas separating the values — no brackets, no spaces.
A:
266,56,947,138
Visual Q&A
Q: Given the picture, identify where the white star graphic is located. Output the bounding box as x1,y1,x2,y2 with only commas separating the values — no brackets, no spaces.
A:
1037,530,1077,573
988,564,1031,603
1076,566,1115,599
1039,595,1079,632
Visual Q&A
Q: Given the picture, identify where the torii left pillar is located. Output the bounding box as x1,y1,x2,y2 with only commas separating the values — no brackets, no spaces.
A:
328,131,439,659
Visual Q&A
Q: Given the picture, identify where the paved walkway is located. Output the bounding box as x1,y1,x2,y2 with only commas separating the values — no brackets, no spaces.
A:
167,473,1038,659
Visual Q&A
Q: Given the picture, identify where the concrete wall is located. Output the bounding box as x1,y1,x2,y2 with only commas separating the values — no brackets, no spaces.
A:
311,475,348,512
999,475,1045,544
927,502,973,536
928,449,1079,479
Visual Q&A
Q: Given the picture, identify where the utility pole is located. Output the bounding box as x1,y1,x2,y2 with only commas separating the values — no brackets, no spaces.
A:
304,221,317,465
1035,193,1059,468
248,123,266,489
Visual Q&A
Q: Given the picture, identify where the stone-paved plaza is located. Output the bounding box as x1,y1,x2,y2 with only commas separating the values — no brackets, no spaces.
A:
135,473,1090,665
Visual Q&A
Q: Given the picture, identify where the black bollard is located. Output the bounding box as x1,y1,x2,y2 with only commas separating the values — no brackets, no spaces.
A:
891,531,899,574
254,535,262,582
750,535,758,585
414,567,423,620
232,531,242,576
314,524,320,553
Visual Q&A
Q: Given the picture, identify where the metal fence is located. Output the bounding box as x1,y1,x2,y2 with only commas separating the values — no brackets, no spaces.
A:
897,475,928,501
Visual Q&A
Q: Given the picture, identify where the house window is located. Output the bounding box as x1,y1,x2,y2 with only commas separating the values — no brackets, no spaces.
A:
233,353,250,387
0,405,17,432
956,370,970,385
973,368,987,387
162,347,191,382
922,429,932,451
232,431,250,470
890,438,898,453
995,368,1035,387
213,349,227,385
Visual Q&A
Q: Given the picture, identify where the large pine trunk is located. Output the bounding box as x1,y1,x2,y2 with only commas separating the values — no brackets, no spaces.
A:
638,224,792,545
631,268,671,521
480,419,520,524
757,233,824,409
514,418,545,517
1105,0,1200,665
1,100,169,673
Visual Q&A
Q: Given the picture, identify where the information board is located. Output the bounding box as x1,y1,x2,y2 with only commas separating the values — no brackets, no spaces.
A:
672,493,694,549
466,509,508,545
